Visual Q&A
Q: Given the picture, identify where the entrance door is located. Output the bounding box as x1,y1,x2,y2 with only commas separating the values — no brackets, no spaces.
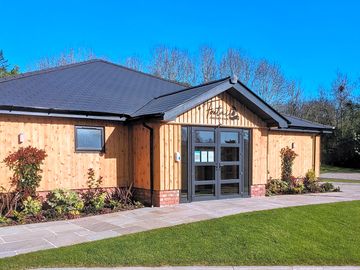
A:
190,127,247,201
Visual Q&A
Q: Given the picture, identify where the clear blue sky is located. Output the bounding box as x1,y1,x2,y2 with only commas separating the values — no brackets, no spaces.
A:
2,0,359,98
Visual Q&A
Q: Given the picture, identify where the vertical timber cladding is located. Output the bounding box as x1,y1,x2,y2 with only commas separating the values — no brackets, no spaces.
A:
0,115,131,191
168,92,269,189
267,131,318,179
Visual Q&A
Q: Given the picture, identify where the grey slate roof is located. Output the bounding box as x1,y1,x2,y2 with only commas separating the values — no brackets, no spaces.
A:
282,114,334,131
0,59,184,116
0,59,333,132
133,78,229,117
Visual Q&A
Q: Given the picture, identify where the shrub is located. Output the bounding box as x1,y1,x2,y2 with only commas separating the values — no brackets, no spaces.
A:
0,186,21,217
265,178,288,196
288,176,305,194
106,184,143,209
280,147,298,183
46,189,84,216
304,169,321,193
82,168,107,213
320,182,340,192
3,146,47,198
22,196,42,216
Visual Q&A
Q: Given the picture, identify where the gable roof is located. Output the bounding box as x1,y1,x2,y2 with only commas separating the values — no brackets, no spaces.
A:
0,59,333,132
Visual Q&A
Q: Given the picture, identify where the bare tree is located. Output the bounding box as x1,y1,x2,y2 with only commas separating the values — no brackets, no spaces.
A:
199,46,217,83
331,72,354,132
124,56,143,71
149,46,196,85
251,60,288,105
34,48,96,70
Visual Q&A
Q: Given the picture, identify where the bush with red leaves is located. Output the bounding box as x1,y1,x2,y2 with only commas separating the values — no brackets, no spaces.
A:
3,146,47,198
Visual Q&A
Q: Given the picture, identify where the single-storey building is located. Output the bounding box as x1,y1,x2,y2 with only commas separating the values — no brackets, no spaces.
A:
0,60,334,206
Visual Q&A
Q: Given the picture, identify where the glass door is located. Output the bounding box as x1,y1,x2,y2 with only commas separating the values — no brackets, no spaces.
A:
219,130,243,197
191,127,217,200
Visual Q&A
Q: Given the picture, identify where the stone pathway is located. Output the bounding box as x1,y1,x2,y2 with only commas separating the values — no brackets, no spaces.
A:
36,266,360,270
1,183,359,259
320,172,360,181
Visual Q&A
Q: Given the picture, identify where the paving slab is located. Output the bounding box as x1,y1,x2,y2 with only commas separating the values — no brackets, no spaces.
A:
1,182,359,259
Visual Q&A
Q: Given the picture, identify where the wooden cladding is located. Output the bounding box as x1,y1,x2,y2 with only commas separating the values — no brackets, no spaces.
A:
267,131,319,179
0,115,130,191
173,92,266,128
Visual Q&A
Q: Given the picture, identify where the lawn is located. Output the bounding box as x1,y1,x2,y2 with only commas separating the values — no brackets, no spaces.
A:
1,201,360,269
321,164,360,173
320,178,360,184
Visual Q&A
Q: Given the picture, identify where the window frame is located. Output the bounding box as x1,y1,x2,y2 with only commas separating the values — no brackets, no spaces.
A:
74,126,105,153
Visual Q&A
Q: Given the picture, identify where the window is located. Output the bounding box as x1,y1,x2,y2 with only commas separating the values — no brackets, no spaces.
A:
75,126,104,152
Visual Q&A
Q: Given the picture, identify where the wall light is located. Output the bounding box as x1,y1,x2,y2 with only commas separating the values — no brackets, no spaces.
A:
18,133,25,144
291,142,295,149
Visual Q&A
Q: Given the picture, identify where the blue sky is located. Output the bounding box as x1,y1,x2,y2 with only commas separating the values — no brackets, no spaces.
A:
2,0,359,98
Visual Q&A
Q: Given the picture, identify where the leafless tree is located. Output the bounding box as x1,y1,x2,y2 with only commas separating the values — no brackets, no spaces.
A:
33,48,96,70
251,60,288,105
149,46,196,85
124,56,143,71
199,46,217,83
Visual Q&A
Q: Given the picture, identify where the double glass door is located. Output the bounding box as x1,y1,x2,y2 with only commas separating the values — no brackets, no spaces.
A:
181,127,249,202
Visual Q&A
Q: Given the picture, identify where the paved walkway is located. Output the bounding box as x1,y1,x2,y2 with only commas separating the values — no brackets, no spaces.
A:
36,266,360,270
1,183,359,259
320,172,360,181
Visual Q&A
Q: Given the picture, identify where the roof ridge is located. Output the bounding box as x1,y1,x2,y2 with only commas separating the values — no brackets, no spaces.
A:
0,59,101,84
154,77,230,100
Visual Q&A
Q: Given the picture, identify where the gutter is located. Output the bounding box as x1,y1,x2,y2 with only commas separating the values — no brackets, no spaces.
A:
0,106,128,121
142,122,154,207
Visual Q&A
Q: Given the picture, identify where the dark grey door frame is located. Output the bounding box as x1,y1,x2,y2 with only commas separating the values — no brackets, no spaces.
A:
187,126,247,202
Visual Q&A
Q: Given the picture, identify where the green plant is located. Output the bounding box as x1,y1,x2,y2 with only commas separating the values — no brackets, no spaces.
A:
82,168,107,213
280,146,298,183
304,169,321,193
288,176,305,194
0,186,21,217
3,146,47,198
320,182,340,192
0,215,10,224
46,189,84,216
265,178,289,196
22,196,42,216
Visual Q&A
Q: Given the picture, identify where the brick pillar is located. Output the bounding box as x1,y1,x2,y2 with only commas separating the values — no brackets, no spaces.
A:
153,190,180,207
250,184,266,197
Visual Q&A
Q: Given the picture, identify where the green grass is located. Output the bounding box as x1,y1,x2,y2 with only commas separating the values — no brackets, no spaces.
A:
320,178,360,184
321,164,360,173
1,201,360,270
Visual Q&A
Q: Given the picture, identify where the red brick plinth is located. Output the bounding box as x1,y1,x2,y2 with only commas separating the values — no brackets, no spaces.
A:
134,188,180,207
250,184,266,197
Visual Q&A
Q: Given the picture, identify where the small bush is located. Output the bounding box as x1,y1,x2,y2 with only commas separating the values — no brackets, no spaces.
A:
46,189,84,217
304,169,321,193
288,177,305,194
320,182,340,192
82,168,107,213
265,178,288,196
22,196,42,216
3,146,47,198
280,147,298,183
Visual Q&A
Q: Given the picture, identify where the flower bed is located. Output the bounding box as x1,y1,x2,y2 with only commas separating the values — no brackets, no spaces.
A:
266,147,340,196
0,147,143,227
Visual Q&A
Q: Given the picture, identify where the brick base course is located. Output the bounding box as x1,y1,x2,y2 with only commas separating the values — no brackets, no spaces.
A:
250,184,266,197
134,188,180,207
